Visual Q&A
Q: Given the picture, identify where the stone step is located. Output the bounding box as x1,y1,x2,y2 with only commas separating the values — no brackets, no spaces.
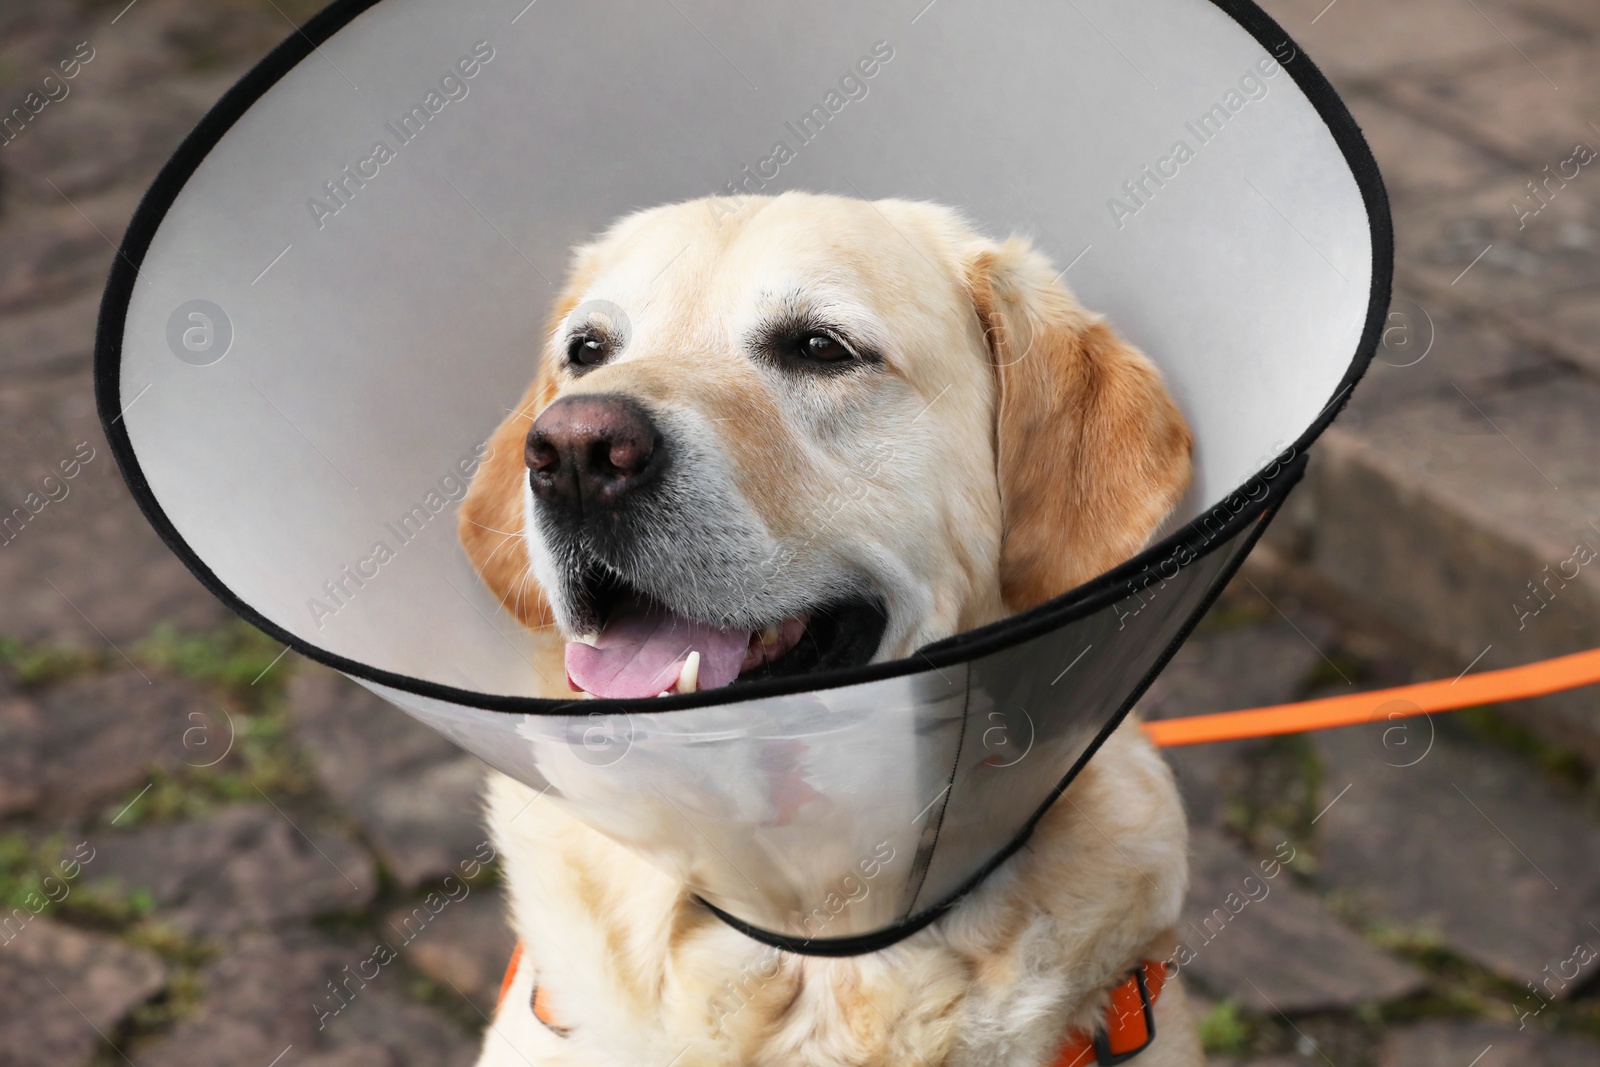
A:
1260,417,1600,763
1247,0,1600,764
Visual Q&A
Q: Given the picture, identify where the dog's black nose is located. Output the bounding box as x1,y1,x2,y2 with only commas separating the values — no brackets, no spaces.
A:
526,395,662,510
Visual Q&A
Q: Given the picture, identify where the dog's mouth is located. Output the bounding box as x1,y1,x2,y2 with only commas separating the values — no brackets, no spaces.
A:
562,570,887,699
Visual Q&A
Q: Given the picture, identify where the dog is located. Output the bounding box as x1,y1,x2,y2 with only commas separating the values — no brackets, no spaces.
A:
457,191,1199,1066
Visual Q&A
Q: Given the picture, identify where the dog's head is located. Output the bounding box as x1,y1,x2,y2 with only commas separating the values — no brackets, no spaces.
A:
459,192,1190,699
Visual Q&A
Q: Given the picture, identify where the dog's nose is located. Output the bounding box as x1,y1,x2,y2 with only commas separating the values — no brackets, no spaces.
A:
526,395,662,510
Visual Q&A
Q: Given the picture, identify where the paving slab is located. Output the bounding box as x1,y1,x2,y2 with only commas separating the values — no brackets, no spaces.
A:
0,374,230,644
1394,177,1600,377
0,180,146,299
1338,304,1564,424
1541,290,1600,372
2,91,201,201
0,918,166,1067
92,804,377,939
1342,95,1517,210
1379,1019,1600,1066
1313,720,1600,988
1141,621,1325,830
144,931,476,1067
0,0,314,207
1255,0,1557,83
294,1049,399,1067
0,287,100,382
0,18,52,76
328,966,481,1067
290,664,489,888
0,694,41,814
1177,827,1427,1013
385,886,517,1019
0,669,215,819
1384,39,1600,166
1500,0,1600,31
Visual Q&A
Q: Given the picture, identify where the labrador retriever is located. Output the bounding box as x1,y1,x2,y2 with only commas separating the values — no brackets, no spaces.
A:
458,191,1199,1067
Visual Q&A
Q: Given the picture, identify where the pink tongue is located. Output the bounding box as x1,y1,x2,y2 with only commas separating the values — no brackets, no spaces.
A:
564,599,752,699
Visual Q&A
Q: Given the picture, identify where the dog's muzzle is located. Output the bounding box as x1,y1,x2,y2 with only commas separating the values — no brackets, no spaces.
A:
359,500,1275,954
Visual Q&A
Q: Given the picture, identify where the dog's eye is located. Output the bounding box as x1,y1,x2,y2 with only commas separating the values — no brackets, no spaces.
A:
795,331,853,364
567,334,611,368
755,320,876,374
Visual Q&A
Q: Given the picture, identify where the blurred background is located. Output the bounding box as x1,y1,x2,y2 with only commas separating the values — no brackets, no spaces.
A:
1,0,1597,1064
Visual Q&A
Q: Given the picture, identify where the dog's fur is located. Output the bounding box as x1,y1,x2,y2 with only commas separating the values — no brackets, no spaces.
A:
458,192,1199,1066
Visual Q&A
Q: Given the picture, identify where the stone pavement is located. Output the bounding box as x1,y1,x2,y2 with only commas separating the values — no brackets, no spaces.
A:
1,0,1599,1065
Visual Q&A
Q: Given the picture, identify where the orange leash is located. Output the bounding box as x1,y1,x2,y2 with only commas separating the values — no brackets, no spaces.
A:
1142,647,1600,748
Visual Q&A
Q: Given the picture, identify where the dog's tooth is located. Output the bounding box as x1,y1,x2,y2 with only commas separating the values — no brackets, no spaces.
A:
759,624,781,648
677,651,700,695
573,633,599,646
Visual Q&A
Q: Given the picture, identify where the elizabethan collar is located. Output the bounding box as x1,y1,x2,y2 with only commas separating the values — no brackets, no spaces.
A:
96,0,1387,954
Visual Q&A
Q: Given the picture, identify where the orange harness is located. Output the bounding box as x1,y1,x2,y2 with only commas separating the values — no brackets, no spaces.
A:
1050,961,1167,1067
496,942,571,1037
498,943,1165,1065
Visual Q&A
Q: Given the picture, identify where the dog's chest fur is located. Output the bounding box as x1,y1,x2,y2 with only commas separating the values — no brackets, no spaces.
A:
478,721,1198,1067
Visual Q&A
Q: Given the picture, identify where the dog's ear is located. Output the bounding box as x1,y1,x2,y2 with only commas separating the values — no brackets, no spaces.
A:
964,237,1193,613
457,259,598,629
456,370,557,629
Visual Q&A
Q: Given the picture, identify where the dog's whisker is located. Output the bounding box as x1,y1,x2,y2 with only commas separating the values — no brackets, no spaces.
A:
466,517,523,538
510,561,537,622
479,528,524,567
